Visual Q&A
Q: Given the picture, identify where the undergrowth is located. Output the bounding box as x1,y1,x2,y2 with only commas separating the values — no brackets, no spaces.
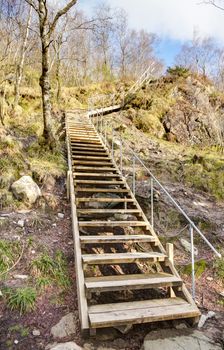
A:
4,287,37,314
0,240,21,277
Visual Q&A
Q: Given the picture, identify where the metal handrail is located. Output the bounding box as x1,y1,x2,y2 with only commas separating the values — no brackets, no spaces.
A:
89,111,222,300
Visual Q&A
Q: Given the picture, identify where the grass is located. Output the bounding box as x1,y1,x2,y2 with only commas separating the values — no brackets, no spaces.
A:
213,256,224,282
31,250,70,289
4,287,37,314
0,240,21,276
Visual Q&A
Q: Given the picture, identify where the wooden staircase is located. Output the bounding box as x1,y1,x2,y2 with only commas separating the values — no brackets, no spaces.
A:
66,111,200,334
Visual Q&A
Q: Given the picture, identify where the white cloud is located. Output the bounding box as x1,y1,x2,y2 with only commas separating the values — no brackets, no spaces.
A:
79,0,224,43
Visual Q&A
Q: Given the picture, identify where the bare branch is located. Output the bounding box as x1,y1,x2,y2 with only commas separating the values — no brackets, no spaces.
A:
49,0,78,35
24,0,39,13
202,0,224,10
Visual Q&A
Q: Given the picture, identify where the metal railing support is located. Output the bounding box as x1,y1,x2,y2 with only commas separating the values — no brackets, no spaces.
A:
151,177,154,229
111,128,114,161
120,138,123,175
190,225,196,300
132,155,136,195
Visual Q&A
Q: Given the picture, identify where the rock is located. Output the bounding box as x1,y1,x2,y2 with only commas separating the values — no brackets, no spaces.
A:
14,274,28,280
206,276,213,281
198,311,216,328
142,329,222,350
14,340,19,345
17,219,25,227
114,324,133,334
50,313,76,339
219,291,224,297
0,290,3,297
32,329,40,336
58,213,64,219
180,238,198,256
11,176,41,204
89,193,121,209
96,328,118,341
46,342,82,350
173,321,188,330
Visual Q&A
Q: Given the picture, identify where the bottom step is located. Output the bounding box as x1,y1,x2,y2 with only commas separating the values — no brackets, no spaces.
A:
88,297,200,328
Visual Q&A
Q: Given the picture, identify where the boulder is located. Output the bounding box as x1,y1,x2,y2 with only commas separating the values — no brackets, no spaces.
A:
50,313,76,339
142,329,222,350
180,238,198,256
46,342,82,350
11,176,41,204
88,193,121,209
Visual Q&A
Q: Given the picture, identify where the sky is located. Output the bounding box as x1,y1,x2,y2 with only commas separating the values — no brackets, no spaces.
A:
77,0,224,66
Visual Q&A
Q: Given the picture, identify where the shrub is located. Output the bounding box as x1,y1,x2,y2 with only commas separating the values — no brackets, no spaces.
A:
5,287,37,314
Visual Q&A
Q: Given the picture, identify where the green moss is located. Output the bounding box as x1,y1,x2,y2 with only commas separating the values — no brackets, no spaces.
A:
213,256,224,282
181,259,207,277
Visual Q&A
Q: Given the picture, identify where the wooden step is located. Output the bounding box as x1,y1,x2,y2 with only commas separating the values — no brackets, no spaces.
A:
74,180,124,185
80,234,156,244
72,151,108,156
73,167,117,172
71,147,106,152
71,143,105,148
79,221,147,227
88,297,200,328
75,188,129,193
77,198,133,203
85,273,182,293
73,156,111,160
82,252,167,265
73,161,112,166
73,173,120,178
77,209,141,214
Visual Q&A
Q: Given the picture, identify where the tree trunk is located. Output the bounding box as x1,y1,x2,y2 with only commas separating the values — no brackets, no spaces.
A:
39,39,54,145
13,6,32,110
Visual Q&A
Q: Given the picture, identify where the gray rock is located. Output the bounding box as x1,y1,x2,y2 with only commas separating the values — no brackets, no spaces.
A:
58,213,64,219
14,274,28,280
198,311,216,328
32,329,40,336
11,176,41,204
89,193,121,209
180,238,198,256
46,342,82,350
142,329,221,350
17,219,25,227
50,313,76,339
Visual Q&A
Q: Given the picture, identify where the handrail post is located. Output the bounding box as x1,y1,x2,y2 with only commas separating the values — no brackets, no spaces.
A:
120,138,123,175
190,225,196,300
132,155,136,195
97,111,99,131
151,177,154,229
112,128,114,161
104,120,107,145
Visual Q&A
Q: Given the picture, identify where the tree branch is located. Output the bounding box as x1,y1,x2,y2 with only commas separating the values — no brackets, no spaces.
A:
202,0,224,10
24,0,39,13
49,0,78,35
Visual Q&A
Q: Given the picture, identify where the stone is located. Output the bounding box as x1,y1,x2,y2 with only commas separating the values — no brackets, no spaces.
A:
89,193,121,209
58,213,64,219
46,342,82,350
11,176,41,204
173,322,188,330
50,313,76,339
14,274,28,280
198,311,216,328
219,291,224,297
180,238,198,256
142,329,222,350
17,219,25,227
32,329,40,336
206,276,213,282
14,340,19,345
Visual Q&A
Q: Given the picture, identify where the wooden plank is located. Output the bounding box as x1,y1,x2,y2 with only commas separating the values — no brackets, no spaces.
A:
73,173,120,178
74,180,124,184
71,143,105,148
77,209,140,214
73,167,118,172
73,156,111,160
75,188,129,193
72,160,112,166
88,297,200,328
77,198,133,203
72,151,108,156
82,252,167,265
80,234,156,244
85,273,182,293
79,221,147,227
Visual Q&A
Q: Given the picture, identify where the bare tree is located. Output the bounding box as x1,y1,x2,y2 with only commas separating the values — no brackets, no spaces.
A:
24,0,78,146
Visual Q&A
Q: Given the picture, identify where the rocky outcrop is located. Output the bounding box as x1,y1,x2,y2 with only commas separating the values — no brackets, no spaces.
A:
163,76,224,146
11,175,41,204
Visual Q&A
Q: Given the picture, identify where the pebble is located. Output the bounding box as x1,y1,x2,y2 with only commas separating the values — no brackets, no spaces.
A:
17,219,25,228
58,213,64,219
14,340,19,345
52,223,57,227
14,274,28,280
0,290,3,297
32,329,40,336
31,250,36,254
206,276,213,281
219,291,224,297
